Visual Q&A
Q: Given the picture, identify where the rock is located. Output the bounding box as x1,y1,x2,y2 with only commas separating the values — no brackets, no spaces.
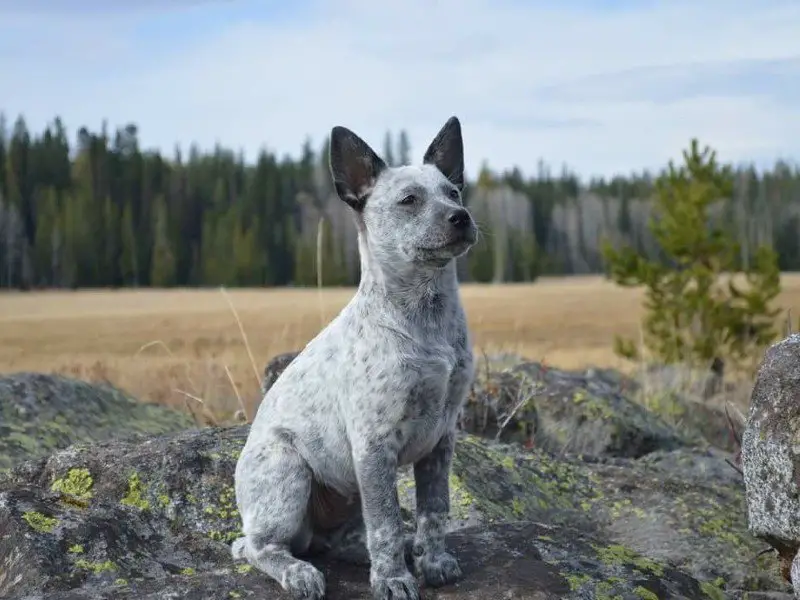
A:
630,365,747,454
260,352,299,396
0,373,195,471
0,516,713,600
0,426,786,599
742,334,800,588
467,361,687,458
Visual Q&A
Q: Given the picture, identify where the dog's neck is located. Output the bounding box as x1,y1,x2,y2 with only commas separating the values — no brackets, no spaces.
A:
355,231,459,317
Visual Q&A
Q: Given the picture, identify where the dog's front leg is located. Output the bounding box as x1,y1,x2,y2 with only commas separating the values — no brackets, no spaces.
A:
354,440,420,600
412,429,462,587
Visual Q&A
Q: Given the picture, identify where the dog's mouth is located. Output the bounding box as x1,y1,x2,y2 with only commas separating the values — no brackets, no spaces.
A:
418,229,477,253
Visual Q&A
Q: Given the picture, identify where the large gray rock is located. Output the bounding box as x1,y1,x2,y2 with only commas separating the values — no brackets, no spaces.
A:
742,334,800,589
0,425,786,599
466,361,688,457
0,373,195,471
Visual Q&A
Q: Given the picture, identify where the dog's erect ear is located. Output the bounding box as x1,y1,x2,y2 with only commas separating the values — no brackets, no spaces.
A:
329,126,387,211
423,116,464,191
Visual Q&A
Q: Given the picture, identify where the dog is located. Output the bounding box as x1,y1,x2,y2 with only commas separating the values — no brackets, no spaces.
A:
232,116,477,600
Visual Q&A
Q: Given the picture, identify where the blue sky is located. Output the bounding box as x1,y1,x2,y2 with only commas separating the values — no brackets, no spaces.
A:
1,0,799,179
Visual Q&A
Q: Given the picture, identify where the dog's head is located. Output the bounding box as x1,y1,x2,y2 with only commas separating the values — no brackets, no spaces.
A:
328,116,477,269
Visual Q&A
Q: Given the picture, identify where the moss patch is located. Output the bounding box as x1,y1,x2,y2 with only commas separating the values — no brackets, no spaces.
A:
120,472,150,510
633,586,660,599
22,510,58,533
699,578,727,600
74,559,117,574
51,467,93,507
593,544,665,577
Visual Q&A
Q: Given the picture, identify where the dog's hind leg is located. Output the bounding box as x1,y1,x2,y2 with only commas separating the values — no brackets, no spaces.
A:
233,433,325,600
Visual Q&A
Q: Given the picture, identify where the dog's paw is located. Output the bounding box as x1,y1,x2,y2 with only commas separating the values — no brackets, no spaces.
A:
370,571,420,600
414,550,462,588
281,561,326,600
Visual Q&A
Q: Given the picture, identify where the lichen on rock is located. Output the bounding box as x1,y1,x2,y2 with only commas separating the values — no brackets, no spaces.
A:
0,353,790,599
742,333,800,592
0,372,195,470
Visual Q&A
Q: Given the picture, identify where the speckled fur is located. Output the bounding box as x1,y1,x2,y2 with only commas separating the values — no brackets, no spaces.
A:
233,117,477,600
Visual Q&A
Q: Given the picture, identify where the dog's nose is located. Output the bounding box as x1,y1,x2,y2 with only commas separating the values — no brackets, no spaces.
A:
448,208,471,229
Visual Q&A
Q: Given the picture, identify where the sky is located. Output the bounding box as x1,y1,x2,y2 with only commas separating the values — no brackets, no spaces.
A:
1,0,799,180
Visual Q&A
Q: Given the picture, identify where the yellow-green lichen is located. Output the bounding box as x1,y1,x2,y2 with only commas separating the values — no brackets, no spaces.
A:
593,544,664,577
236,564,253,574
448,472,476,521
572,389,614,420
22,511,58,533
695,508,745,548
699,578,727,600
594,579,624,600
564,573,591,591
180,567,196,576
114,578,128,586
511,497,525,516
452,434,602,523
633,586,660,599
74,559,117,574
51,468,93,504
68,544,85,554
229,592,242,599
208,529,243,543
120,472,150,510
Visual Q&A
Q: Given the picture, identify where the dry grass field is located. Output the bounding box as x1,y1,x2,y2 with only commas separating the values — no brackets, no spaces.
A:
2,274,800,422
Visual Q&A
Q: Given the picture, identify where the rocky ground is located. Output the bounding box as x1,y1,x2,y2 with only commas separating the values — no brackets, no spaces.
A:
0,353,792,599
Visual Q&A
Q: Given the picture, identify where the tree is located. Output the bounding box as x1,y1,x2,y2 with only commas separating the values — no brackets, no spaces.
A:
119,201,139,286
397,130,411,166
149,196,176,287
382,132,395,167
601,139,782,375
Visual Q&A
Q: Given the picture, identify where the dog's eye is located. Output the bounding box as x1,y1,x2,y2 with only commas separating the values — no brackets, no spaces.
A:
398,194,417,206
448,188,460,200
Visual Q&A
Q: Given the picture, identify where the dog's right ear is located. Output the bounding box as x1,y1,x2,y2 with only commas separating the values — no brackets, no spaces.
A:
329,126,387,212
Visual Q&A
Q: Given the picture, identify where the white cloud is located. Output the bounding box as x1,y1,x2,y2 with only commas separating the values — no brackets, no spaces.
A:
2,0,800,179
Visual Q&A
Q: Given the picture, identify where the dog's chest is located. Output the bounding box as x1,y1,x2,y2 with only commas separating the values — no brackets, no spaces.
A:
395,340,471,466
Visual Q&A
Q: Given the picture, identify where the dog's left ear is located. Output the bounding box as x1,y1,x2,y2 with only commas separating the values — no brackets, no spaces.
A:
423,116,464,191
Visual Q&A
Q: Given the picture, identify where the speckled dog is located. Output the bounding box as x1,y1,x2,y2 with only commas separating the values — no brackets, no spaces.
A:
232,116,477,600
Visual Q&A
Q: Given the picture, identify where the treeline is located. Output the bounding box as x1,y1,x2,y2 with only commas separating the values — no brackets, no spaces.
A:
0,113,799,290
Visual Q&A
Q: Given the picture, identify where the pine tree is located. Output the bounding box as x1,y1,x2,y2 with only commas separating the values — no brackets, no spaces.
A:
382,131,395,167
397,130,411,166
119,201,139,286
149,196,176,287
32,186,59,285
601,138,782,373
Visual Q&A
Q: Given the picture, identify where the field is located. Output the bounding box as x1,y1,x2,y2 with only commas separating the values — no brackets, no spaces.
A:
3,274,800,422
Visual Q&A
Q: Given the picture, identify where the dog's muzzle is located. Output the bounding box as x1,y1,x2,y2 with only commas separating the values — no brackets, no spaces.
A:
447,208,477,245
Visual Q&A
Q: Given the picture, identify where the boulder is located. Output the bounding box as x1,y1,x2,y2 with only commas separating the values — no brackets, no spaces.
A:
465,361,687,458
0,373,195,471
260,352,300,396
0,425,786,599
742,334,800,588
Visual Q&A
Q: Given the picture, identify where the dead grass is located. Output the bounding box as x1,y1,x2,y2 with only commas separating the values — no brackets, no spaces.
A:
2,274,800,420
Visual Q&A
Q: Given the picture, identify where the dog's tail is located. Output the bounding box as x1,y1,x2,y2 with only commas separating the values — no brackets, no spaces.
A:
230,536,247,561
